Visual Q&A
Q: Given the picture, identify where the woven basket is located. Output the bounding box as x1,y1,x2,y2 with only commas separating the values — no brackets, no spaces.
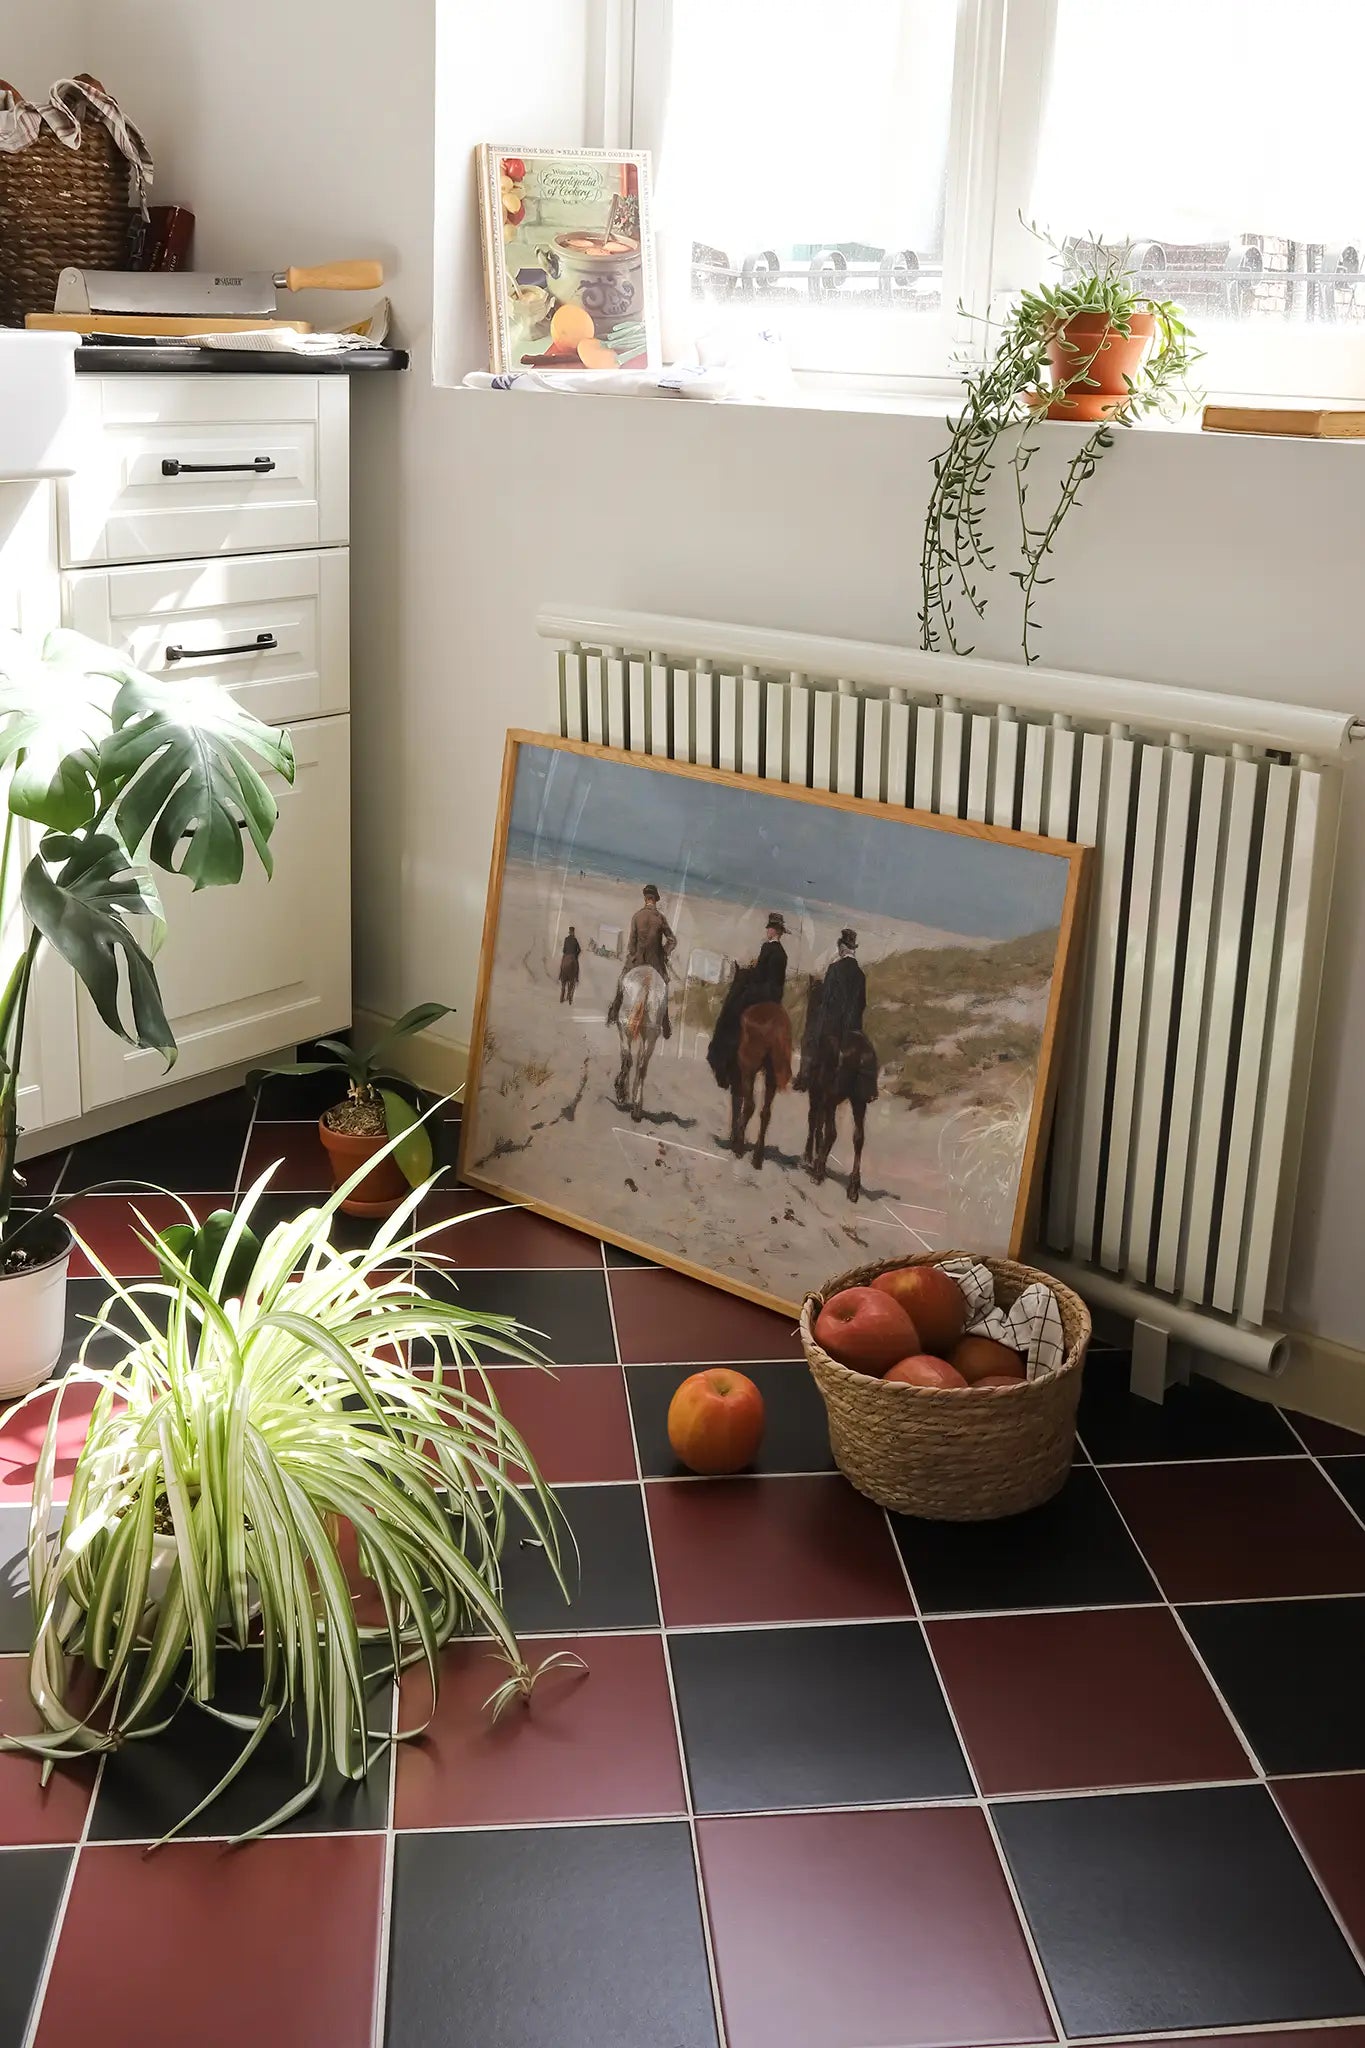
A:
0,109,134,327
801,1250,1090,1521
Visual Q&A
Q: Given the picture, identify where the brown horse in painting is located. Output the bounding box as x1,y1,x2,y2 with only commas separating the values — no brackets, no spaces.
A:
729,1001,793,1168
800,974,879,1202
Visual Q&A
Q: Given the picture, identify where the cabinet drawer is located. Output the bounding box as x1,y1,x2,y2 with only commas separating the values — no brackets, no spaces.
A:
58,374,348,566
75,715,352,1111
63,548,349,726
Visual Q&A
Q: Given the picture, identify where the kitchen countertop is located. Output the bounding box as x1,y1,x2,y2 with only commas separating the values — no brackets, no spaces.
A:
74,343,408,374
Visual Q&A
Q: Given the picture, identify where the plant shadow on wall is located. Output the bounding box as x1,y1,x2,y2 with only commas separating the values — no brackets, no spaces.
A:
921,228,1202,664
0,1148,579,1843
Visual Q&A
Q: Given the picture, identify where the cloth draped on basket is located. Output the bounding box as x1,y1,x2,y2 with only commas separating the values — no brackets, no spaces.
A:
937,1257,1067,1380
0,75,152,209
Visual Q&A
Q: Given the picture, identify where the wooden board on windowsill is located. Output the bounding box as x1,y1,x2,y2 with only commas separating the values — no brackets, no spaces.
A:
1202,402,1365,439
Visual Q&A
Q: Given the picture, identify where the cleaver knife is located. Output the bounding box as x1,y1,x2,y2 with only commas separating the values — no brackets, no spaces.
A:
53,260,383,319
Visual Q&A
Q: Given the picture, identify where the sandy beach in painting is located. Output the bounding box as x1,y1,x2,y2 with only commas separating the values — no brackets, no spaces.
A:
463,848,1060,1312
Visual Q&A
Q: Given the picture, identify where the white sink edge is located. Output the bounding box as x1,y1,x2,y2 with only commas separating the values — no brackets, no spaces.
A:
0,332,79,480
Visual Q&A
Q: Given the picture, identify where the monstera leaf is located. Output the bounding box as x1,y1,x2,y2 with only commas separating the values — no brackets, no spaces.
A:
97,662,295,890
0,629,114,831
21,831,175,1059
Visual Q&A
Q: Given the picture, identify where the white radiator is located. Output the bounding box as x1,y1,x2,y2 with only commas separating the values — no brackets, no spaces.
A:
538,605,1357,1373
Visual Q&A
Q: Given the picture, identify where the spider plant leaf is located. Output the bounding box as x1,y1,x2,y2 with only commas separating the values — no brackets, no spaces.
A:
380,1089,432,1188
156,1703,281,1850
21,834,175,1058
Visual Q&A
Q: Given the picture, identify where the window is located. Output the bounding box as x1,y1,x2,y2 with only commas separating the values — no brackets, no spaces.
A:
625,0,1365,397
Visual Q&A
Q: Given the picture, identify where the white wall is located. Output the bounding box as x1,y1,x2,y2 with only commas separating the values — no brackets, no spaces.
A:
3,2,89,92
73,0,1365,1351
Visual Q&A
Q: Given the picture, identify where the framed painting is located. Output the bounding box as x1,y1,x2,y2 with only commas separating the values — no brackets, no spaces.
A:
460,734,1091,1318
476,144,660,372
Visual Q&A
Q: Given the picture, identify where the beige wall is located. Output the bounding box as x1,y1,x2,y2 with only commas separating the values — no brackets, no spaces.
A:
71,0,1365,1352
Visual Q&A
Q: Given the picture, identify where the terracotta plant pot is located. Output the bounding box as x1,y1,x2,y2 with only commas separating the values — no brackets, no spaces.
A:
1042,308,1156,420
317,1115,409,1217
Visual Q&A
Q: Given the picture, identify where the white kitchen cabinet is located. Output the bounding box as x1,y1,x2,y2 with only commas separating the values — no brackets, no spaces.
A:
62,547,350,728
58,374,349,566
75,715,351,1110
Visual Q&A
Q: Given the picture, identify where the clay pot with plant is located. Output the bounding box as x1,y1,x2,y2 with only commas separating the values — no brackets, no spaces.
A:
250,1003,451,1215
921,227,1200,664
0,628,292,1395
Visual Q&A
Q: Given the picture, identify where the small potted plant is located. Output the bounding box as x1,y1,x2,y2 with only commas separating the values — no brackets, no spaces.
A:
1,1146,573,1843
251,1003,451,1216
921,229,1200,664
0,628,292,1395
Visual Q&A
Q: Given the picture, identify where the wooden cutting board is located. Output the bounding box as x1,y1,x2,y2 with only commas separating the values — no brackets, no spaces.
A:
25,313,311,335
1202,402,1365,439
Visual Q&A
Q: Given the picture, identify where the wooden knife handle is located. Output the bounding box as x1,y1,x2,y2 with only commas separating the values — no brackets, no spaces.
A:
280,261,383,293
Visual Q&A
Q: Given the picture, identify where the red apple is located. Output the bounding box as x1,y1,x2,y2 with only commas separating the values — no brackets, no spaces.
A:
883,1354,967,1389
667,1369,765,1474
950,1335,1026,1384
813,1287,919,1375
502,157,526,181
871,1265,968,1355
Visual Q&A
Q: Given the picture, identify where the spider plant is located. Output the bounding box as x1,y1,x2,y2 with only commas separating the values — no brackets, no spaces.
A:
0,1135,573,1843
249,1002,451,1189
921,227,1200,664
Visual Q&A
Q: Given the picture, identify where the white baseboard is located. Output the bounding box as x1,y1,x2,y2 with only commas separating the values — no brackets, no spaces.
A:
1203,1329,1365,1435
351,1007,468,1100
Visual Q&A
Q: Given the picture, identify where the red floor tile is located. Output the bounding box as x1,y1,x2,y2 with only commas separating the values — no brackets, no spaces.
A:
646,1475,913,1626
480,1365,638,1484
417,1190,603,1268
0,1380,101,1505
1274,1775,1365,1951
1103,1460,1365,1601
34,1834,384,2048
1098,2037,1365,2048
395,1633,684,1828
63,1195,227,1279
609,1265,802,1363
928,1607,1253,1794
698,1806,1054,2048
241,1121,333,1193
0,1659,97,1847
1285,1412,1365,1456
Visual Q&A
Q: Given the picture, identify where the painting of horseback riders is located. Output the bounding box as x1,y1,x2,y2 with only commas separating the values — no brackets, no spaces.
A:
461,734,1090,1316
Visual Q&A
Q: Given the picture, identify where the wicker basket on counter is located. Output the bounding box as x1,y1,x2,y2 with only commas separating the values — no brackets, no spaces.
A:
0,90,136,327
800,1250,1090,1521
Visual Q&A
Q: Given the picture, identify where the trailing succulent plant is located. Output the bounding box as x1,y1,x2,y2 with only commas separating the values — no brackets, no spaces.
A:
921,230,1200,664
0,1136,574,1842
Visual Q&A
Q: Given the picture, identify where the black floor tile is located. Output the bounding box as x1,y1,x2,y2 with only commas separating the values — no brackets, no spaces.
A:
627,1362,834,1477
0,1846,72,2046
420,1268,617,1366
1181,1597,1365,1775
60,1277,171,1372
250,1039,353,1120
387,1823,717,2048
994,1784,1365,2033
63,1090,251,1193
890,1467,1159,1614
489,1484,659,1635
1079,1357,1304,1464
671,1621,971,1813
236,1190,414,1264
89,1648,392,1843
603,1242,657,1269
0,1505,36,1654
1325,1458,1365,1523
12,1149,67,1198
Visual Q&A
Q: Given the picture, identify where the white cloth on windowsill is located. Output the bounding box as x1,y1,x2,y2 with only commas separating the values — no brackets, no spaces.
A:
937,1257,1068,1381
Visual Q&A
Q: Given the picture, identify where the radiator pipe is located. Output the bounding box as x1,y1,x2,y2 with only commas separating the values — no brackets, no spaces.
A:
1038,1257,1289,1374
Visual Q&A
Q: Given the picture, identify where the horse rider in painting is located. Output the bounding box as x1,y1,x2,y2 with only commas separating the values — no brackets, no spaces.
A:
815,927,866,1041
706,913,789,1089
558,925,581,1005
606,884,677,1038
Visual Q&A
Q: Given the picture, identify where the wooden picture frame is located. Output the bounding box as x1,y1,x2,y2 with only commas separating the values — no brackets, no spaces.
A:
459,733,1091,1319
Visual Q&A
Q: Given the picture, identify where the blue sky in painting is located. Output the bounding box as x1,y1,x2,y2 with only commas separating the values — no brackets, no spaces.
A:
508,745,1068,940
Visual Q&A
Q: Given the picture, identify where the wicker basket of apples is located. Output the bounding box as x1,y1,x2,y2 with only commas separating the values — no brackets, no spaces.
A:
800,1251,1090,1520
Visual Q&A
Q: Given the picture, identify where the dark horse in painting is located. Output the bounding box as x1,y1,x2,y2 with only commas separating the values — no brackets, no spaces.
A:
707,964,793,1169
799,974,879,1202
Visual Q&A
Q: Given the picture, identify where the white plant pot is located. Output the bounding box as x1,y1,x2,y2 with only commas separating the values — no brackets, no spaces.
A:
0,1211,72,1398
147,1533,261,1630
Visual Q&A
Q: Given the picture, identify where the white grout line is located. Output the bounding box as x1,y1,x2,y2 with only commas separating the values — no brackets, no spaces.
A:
21,1741,106,2048
878,1499,1071,2045
605,1274,729,2048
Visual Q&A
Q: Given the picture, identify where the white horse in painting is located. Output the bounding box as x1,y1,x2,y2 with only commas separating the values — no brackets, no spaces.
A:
614,966,667,1123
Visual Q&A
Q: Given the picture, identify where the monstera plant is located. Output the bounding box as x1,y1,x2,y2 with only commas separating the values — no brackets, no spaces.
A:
0,627,292,1390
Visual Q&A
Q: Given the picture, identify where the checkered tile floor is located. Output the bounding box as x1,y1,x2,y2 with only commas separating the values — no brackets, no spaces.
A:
3,1084,1365,2047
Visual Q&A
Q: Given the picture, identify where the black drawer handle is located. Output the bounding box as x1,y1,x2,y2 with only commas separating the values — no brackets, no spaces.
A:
165,631,277,663
160,456,276,476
